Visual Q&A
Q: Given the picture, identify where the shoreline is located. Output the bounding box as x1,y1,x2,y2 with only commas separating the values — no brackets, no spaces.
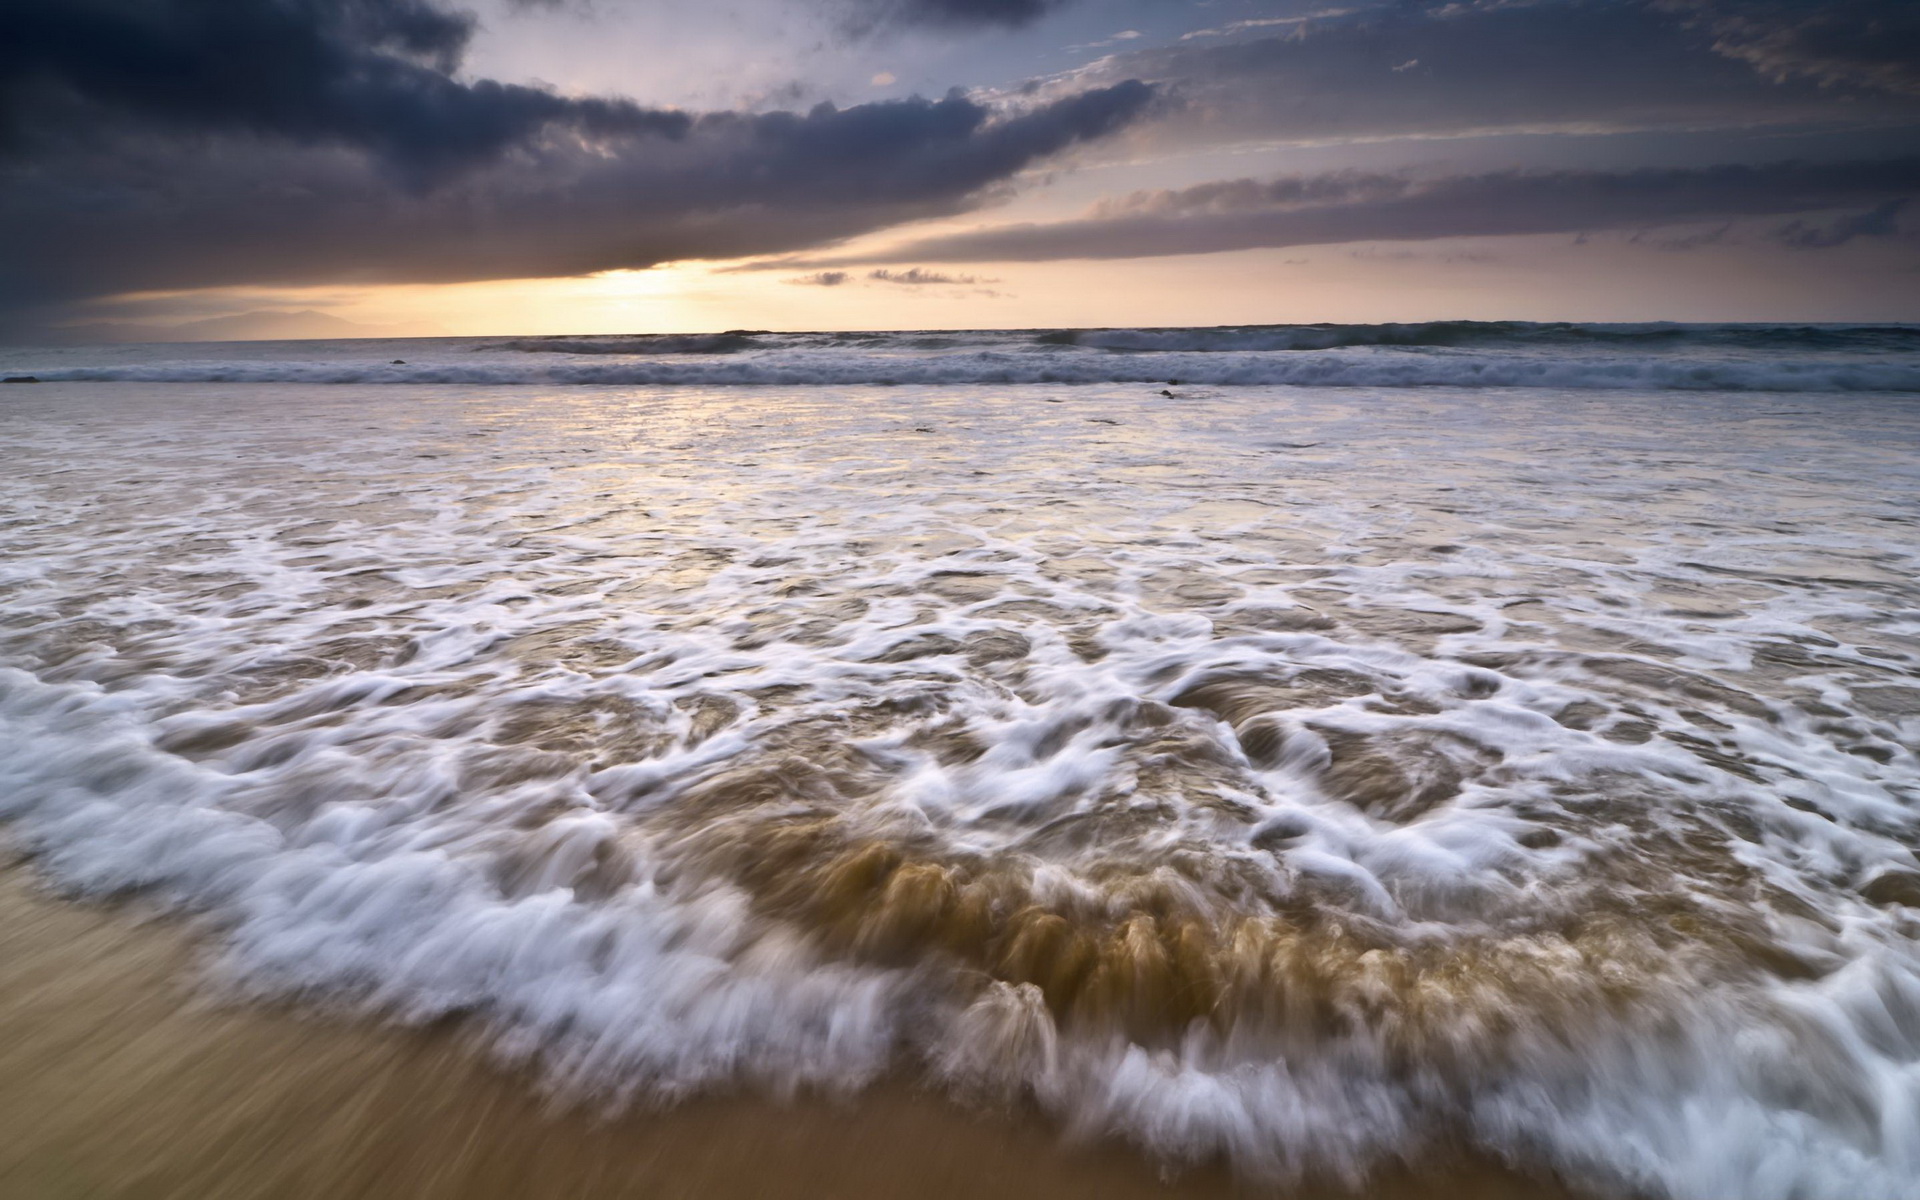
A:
0,861,1590,1200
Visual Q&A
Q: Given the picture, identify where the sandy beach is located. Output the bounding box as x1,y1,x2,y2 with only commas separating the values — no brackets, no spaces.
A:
0,861,1586,1200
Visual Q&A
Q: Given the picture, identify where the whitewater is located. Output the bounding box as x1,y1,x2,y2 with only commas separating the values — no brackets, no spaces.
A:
2,322,1918,1199
6,320,1920,391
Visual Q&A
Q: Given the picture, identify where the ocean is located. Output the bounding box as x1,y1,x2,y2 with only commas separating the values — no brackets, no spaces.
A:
2,321,1919,1199
9,320,1920,390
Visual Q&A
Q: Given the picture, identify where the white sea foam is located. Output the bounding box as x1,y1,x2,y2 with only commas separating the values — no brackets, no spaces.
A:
2,378,1918,1197
3,322,1917,391
12,350,1918,391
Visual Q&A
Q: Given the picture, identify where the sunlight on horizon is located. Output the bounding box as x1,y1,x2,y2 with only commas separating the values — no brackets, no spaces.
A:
72,227,1919,342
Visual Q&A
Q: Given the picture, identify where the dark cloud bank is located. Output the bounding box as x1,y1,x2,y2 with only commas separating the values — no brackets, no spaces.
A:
0,0,686,179
0,0,1148,316
838,157,1920,263
1076,0,1920,143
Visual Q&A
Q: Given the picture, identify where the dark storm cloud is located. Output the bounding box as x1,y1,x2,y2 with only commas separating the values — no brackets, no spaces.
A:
1067,0,1920,145
0,76,1154,306
0,0,1152,310
830,157,1920,262
842,0,1073,33
0,0,689,178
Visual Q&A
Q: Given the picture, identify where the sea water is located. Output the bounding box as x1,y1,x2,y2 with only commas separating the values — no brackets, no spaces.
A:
2,323,1918,1199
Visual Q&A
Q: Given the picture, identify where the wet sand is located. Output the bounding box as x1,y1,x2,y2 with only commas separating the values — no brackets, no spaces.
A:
0,861,1586,1200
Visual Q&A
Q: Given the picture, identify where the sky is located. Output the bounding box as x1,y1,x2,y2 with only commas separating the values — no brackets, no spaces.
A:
2,0,1918,338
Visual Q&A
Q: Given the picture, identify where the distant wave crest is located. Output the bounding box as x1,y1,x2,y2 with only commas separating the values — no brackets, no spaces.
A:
1043,321,1920,354
11,322,1919,392
33,351,1920,391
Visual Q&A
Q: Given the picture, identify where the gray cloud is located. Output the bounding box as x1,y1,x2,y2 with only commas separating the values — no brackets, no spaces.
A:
1641,223,1737,252
1775,198,1911,247
1066,0,1920,147
1688,0,1920,96
868,267,989,284
786,265,994,286
819,157,1920,262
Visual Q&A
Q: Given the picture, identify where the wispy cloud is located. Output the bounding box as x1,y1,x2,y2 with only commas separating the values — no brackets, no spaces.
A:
1179,10,1356,41
868,268,995,284
1775,199,1911,248
786,267,999,287
1071,28,1144,50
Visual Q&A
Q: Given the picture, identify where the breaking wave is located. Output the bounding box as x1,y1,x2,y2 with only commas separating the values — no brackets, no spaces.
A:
5,321,1917,392
14,351,1920,392
1046,321,1920,354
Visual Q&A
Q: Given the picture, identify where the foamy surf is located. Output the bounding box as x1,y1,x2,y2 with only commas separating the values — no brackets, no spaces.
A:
2,376,1918,1199
4,321,1919,391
